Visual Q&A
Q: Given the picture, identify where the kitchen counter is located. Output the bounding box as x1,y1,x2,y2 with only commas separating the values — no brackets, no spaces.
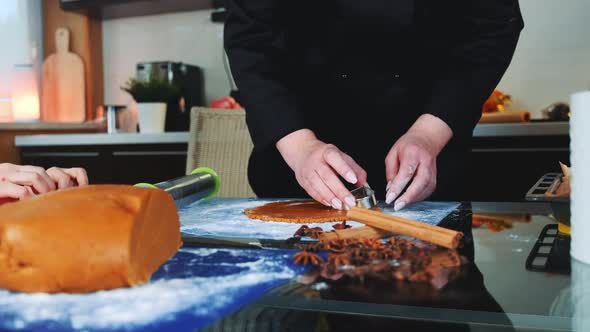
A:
13,122,570,200
0,121,105,131
473,121,568,137
241,201,574,332
0,121,106,165
13,122,569,147
15,132,189,147
0,200,579,332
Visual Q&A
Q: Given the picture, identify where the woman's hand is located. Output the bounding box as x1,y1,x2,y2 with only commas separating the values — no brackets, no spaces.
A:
0,163,88,201
385,114,453,210
46,167,89,189
277,129,367,210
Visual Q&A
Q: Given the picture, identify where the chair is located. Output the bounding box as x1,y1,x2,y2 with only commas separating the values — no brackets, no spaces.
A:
186,107,255,197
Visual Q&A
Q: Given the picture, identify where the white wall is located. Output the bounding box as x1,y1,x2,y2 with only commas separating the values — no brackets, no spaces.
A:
102,2,590,119
102,10,228,107
498,0,590,117
0,0,43,98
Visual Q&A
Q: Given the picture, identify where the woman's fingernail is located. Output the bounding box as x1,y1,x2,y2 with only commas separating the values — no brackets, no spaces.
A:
322,200,331,207
394,201,406,211
385,191,396,204
344,171,358,184
345,196,356,209
386,181,392,191
331,198,343,210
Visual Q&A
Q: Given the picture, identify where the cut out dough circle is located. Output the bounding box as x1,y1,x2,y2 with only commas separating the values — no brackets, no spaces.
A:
244,200,347,223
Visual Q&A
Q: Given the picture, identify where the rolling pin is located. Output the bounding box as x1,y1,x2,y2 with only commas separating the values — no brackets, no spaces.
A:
0,168,220,208
479,111,531,123
135,167,220,208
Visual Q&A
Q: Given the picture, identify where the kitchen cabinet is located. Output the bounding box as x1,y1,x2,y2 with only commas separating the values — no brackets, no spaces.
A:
0,122,104,164
20,144,187,185
469,122,569,201
15,122,569,200
16,133,188,185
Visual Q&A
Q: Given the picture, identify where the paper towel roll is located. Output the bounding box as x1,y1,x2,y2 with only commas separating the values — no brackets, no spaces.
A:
572,259,590,331
571,91,590,263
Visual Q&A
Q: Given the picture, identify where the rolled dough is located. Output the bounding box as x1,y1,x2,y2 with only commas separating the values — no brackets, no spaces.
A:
0,185,181,293
244,200,347,223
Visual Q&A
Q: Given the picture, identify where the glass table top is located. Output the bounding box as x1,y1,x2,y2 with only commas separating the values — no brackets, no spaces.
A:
197,202,581,332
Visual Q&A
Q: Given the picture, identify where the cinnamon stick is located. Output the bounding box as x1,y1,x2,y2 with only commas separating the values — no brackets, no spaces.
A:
319,226,393,242
347,207,463,249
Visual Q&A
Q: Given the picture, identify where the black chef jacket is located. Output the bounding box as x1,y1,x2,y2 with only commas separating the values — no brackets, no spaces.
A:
224,0,524,200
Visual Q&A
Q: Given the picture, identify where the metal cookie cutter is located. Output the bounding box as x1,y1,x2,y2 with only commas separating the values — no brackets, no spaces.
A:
350,186,377,209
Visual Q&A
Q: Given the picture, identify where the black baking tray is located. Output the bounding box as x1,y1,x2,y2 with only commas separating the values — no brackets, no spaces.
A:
525,173,570,226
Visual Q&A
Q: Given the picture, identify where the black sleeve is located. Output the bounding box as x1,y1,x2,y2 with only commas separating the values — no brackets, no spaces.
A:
423,0,524,140
224,0,305,149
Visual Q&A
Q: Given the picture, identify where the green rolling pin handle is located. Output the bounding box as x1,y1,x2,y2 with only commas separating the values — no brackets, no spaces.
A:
134,167,220,207
190,167,220,200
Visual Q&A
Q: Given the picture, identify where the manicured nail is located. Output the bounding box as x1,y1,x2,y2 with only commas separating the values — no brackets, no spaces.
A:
322,200,331,207
344,171,358,184
345,196,356,209
331,198,343,210
394,200,406,211
385,191,396,204
386,181,392,191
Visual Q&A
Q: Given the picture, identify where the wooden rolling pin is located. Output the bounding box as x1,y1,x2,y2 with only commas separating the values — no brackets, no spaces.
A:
479,111,531,123
346,207,463,249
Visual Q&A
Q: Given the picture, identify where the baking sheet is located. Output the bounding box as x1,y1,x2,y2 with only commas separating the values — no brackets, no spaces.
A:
0,248,301,332
180,198,460,240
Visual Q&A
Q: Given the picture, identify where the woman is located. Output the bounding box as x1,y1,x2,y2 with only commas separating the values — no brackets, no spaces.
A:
225,0,523,210
0,163,88,201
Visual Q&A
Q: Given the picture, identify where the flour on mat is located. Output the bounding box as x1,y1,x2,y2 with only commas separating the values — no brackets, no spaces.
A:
180,199,460,240
0,248,294,331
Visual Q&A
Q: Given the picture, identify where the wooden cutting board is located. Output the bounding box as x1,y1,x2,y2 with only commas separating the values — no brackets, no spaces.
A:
41,28,85,122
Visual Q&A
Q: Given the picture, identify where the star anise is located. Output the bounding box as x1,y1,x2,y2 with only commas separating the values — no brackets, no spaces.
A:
306,227,324,239
292,225,324,239
293,225,309,237
293,251,324,266
327,252,351,266
332,221,352,230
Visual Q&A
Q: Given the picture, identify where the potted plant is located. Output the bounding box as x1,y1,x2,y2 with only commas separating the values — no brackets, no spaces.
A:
122,78,180,133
